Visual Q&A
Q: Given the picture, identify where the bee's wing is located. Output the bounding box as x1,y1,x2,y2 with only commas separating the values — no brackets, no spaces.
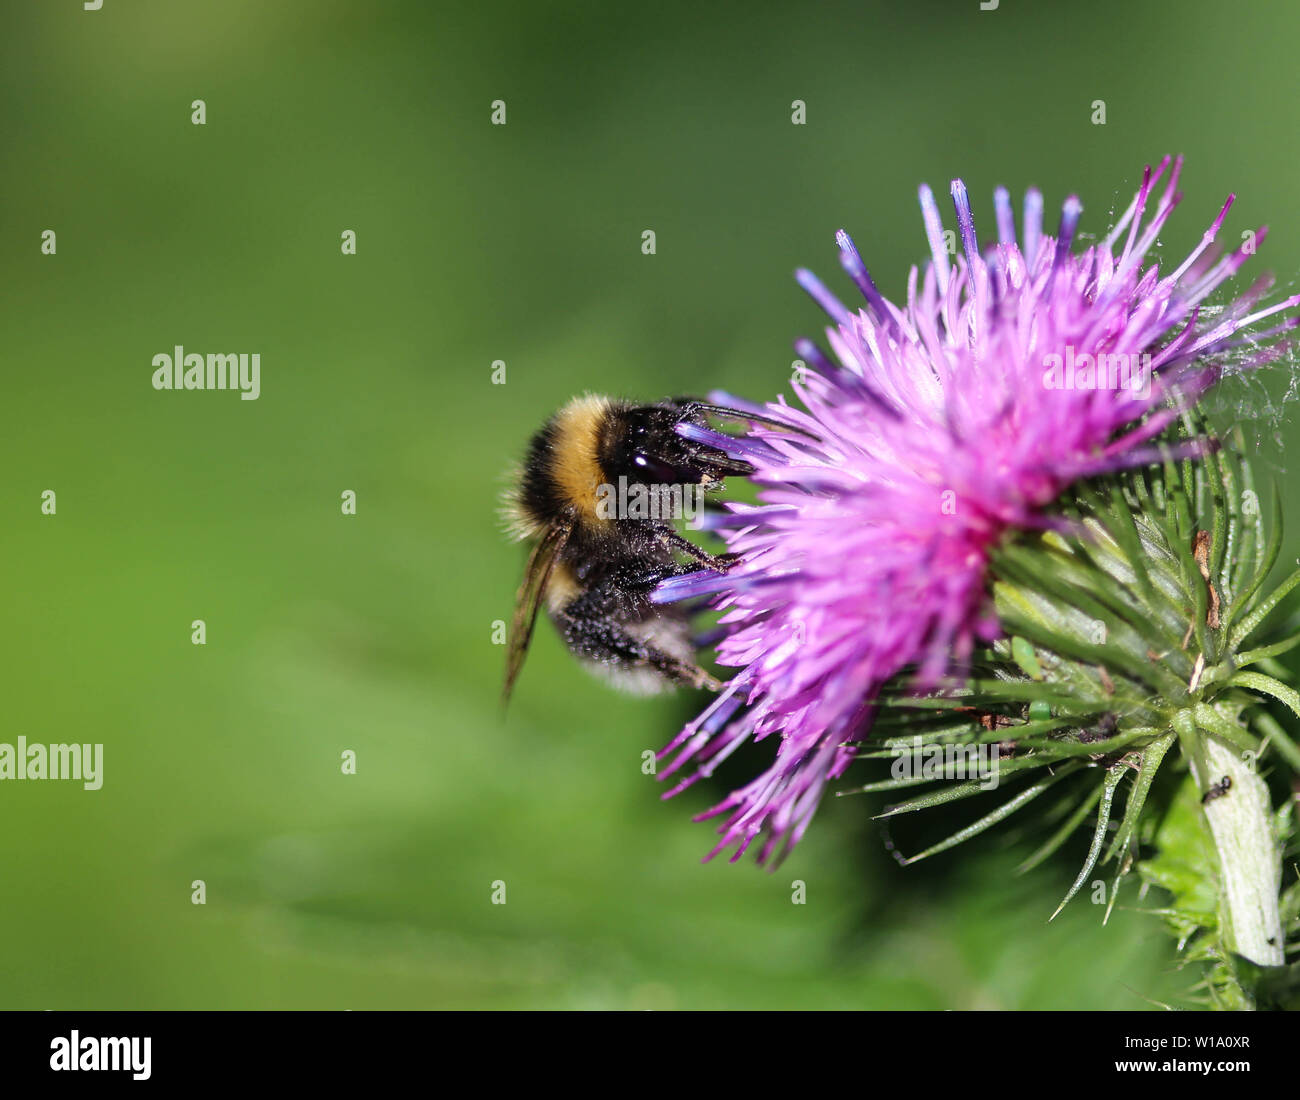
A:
501,517,573,707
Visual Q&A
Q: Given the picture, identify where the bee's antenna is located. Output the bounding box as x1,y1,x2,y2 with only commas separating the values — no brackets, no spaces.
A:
691,402,819,439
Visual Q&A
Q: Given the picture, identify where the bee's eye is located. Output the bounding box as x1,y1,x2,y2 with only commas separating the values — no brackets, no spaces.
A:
634,452,683,483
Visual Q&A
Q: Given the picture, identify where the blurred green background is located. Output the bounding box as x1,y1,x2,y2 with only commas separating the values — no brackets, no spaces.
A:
3,0,1299,1009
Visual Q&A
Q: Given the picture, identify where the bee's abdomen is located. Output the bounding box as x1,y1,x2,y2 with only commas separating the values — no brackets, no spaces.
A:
517,417,569,531
538,395,614,526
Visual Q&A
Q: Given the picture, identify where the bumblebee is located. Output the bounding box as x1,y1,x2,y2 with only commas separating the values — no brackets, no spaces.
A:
500,393,802,703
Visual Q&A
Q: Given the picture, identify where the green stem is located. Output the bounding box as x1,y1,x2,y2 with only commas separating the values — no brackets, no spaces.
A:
1188,734,1284,968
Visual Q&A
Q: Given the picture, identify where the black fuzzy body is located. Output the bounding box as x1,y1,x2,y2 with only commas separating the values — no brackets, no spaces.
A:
512,394,749,692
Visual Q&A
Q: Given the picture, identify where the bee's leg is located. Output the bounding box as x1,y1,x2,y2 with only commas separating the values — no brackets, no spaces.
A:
647,650,723,691
555,600,721,692
653,525,738,573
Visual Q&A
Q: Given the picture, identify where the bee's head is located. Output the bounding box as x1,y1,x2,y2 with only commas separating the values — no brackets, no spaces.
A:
600,401,753,488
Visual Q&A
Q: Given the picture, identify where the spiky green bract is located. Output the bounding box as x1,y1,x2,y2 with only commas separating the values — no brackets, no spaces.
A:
845,416,1300,1008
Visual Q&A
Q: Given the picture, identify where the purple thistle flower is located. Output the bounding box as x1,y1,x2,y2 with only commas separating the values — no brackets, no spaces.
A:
652,157,1300,867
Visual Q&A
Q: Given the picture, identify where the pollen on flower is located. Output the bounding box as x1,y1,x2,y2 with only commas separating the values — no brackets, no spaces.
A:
652,156,1300,867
